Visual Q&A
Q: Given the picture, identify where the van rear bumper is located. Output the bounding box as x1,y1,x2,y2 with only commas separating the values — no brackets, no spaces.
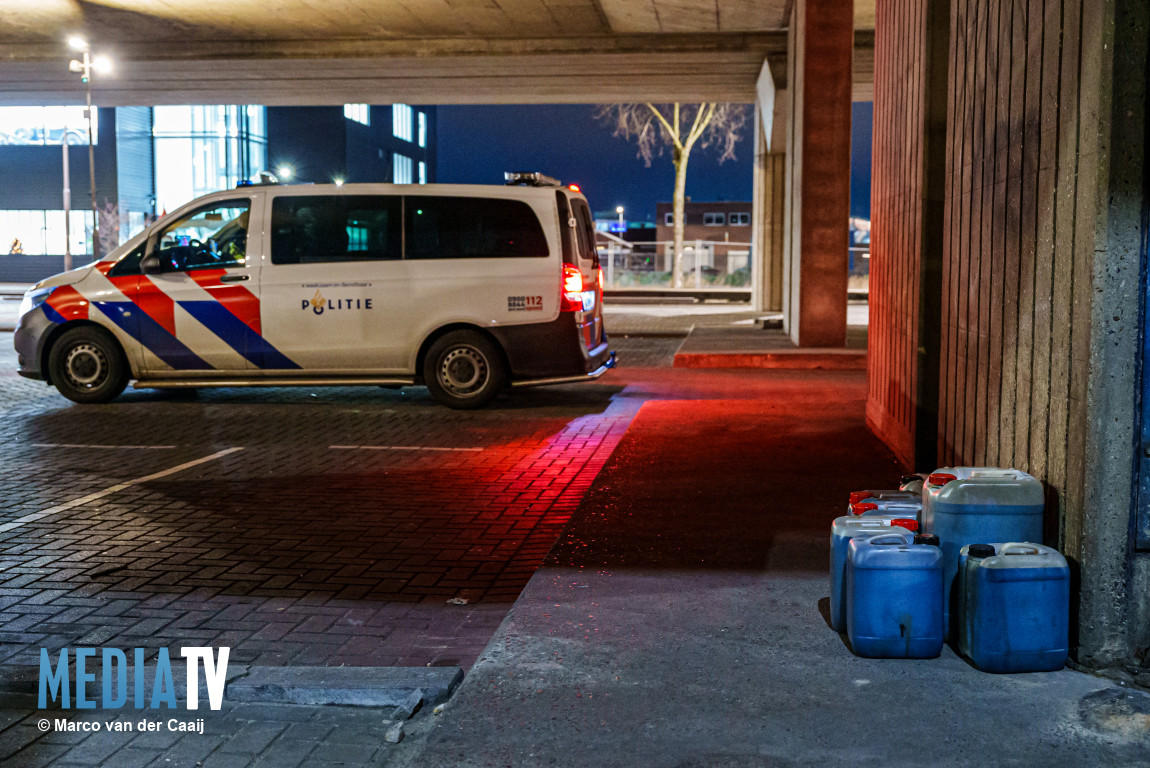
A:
511,351,616,388
490,314,613,381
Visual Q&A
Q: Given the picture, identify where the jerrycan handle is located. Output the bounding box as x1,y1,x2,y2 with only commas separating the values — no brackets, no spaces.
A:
969,469,1016,478
868,534,910,546
999,542,1041,556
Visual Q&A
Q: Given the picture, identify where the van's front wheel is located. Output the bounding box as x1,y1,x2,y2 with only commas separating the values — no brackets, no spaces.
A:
48,326,129,404
423,330,506,409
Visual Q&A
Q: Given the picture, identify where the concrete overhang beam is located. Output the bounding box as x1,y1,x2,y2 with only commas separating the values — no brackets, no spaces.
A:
0,32,873,107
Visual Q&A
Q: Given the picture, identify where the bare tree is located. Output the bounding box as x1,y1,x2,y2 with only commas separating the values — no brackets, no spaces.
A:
97,199,121,257
596,103,747,288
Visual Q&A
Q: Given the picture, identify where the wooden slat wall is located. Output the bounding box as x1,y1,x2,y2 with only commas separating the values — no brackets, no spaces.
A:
866,0,931,467
940,0,1089,536
871,0,1094,514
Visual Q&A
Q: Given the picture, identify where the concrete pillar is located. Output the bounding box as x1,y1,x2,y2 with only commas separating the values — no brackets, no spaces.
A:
782,0,853,347
751,75,787,314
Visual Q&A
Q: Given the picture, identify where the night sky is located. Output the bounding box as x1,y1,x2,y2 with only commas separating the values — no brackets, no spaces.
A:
436,102,874,223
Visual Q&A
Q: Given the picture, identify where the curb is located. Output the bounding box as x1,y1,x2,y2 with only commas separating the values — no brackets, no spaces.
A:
0,664,463,710
226,666,463,708
673,352,867,370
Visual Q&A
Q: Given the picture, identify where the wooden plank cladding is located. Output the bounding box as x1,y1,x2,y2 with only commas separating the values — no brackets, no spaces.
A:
869,0,1149,667
938,0,1088,494
866,0,947,468
869,0,1096,484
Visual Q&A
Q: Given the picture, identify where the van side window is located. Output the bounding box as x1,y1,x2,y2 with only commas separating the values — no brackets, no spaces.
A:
404,196,548,259
108,242,147,276
271,196,401,265
570,198,599,267
154,200,250,272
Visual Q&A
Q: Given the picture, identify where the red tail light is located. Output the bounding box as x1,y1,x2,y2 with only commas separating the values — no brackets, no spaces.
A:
891,518,919,532
849,491,875,505
563,265,583,293
927,473,957,488
851,502,878,516
561,265,584,312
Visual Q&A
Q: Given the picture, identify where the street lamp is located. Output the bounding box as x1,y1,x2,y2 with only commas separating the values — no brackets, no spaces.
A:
67,36,111,261
615,206,624,226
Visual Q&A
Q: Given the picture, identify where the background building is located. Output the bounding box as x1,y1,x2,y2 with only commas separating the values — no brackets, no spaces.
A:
654,200,753,283
0,104,436,282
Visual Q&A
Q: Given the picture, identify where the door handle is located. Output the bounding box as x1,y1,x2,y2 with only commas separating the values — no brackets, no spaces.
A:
219,274,250,283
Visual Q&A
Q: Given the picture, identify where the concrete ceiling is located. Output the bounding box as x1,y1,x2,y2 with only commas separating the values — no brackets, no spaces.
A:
0,0,875,106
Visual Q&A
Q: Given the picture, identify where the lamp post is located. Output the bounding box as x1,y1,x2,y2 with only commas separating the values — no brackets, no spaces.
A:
615,205,624,227
62,131,71,271
68,36,111,260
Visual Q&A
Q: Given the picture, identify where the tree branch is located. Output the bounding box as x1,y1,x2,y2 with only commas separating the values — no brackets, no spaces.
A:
647,103,681,150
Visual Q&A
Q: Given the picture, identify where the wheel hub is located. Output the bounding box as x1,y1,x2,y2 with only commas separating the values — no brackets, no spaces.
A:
64,343,108,389
439,347,488,396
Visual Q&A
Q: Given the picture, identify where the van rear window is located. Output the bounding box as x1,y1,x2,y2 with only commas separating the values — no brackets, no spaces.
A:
405,196,548,259
272,196,401,265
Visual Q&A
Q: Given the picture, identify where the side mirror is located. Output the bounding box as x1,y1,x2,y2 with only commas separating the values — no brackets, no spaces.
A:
140,254,162,274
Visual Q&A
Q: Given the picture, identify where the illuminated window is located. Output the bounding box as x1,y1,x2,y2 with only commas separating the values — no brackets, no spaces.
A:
418,161,427,185
0,210,94,255
152,105,267,213
418,112,427,148
392,104,413,142
343,104,370,126
393,154,413,184
728,212,751,226
703,212,726,226
0,106,97,145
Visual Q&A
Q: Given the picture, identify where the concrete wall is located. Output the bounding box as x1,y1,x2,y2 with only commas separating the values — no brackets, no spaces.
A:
868,0,1150,666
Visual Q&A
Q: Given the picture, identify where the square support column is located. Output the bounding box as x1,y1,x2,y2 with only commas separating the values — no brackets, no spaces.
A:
783,0,853,347
751,94,787,313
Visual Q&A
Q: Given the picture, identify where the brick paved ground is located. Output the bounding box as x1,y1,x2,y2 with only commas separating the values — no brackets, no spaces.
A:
0,334,651,671
0,330,689,766
2,699,433,768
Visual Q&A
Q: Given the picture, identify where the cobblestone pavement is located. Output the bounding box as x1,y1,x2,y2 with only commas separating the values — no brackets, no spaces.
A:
0,330,696,766
2,699,435,768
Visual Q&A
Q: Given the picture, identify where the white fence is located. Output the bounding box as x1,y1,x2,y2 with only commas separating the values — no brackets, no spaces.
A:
596,239,872,294
597,239,752,291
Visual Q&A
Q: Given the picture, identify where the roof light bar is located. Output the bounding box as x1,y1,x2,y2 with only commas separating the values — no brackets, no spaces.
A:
505,171,562,187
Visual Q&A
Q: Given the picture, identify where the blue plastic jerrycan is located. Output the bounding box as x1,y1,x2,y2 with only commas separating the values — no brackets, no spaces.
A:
847,488,921,518
829,517,917,632
920,468,1044,639
957,542,1069,673
846,533,944,658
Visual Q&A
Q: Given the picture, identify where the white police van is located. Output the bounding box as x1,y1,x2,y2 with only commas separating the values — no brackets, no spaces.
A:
14,173,613,408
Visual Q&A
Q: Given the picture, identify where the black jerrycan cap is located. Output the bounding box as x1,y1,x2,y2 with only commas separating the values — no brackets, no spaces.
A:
967,544,996,558
914,534,940,547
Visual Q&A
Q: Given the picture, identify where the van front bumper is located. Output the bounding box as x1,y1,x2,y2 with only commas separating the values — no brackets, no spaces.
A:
14,308,53,381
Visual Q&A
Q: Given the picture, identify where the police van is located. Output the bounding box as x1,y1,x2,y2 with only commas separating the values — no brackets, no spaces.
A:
14,173,613,409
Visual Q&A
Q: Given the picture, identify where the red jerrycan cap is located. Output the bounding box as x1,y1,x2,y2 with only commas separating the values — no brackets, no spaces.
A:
890,518,919,532
850,502,878,516
927,472,957,487
849,490,875,505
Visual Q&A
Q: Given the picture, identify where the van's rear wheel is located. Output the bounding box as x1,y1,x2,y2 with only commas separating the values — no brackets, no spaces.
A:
48,326,129,404
423,330,506,409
